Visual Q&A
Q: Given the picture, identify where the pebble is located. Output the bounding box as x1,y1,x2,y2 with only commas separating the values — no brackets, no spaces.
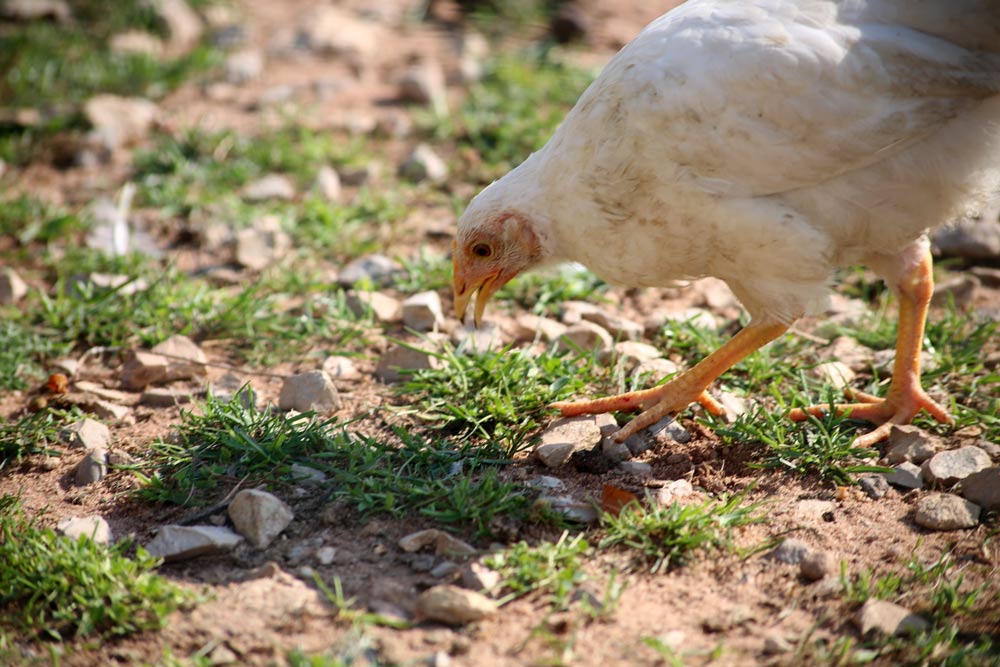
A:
451,322,503,352
533,416,603,468
607,340,662,371
298,6,379,59
921,446,991,486
769,538,811,565
855,599,928,636
812,361,856,390
279,370,341,412
83,94,158,148
345,289,403,322
932,213,1000,262
528,476,566,492
338,254,403,287
0,268,28,304
581,309,643,341
431,561,459,579
109,30,163,56
415,585,496,626
399,143,449,184
619,461,652,475
225,49,264,84
536,495,599,524
398,529,476,557
316,546,337,565
152,335,208,380
154,0,204,54
322,355,361,381
885,425,941,464
312,165,342,202
228,489,294,549
655,479,694,506
799,550,836,581
402,291,445,331
858,475,889,499
884,462,924,489
978,440,1000,460
632,358,681,384
930,274,980,310
959,468,1000,511
140,387,194,407
762,635,793,655
649,417,691,444
375,339,445,383
556,321,613,354
234,218,291,270
511,314,568,342
61,418,110,451
242,174,296,202
914,493,980,530
57,516,112,545
822,336,874,372
75,448,107,486
146,525,244,562
397,60,447,112
461,560,501,593
289,464,326,485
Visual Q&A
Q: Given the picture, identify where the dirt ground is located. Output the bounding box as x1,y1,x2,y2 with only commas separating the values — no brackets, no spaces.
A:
2,1,999,666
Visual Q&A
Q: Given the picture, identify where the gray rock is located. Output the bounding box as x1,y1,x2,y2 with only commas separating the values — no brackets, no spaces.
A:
151,334,208,380
88,399,131,423
451,322,503,352
559,300,604,325
234,218,291,270
922,446,992,486
855,599,928,636
399,143,448,184
534,416,603,468
632,358,682,383
528,476,566,492
823,336,875,372
242,174,295,202
535,495,599,524
398,529,476,556
886,425,941,464
322,355,361,381
932,213,1000,261
650,417,691,444
228,489,294,549
57,516,111,545
979,440,1000,460
338,254,403,287
397,60,447,112
113,351,163,393
914,493,981,530
511,314,567,342
61,418,110,451
601,435,632,464
75,448,108,486
971,266,1000,288
402,291,445,331
885,461,924,489
279,370,340,412
581,309,644,341
859,475,889,499
225,49,263,84
619,461,652,475
289,464,326,485
431,561,459,579
556,321,613,354
316,546,337,565
800,551,836,581
345,289,403,323
415,585,496,626
461,560,501,593
812,361,856,390
0,268,28,304
655,479,694,506
140,387,194,407
312,165,342,202
931,274,980,310
762,636,793,656
83,95,158,148
146,524,244,561
375,340,444,383
960,468,1000,511
607,340,661,371
298,6,379,60
769,538,811,565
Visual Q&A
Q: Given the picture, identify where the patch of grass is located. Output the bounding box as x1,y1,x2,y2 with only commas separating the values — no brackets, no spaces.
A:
397,343,601,453
497,264,608,316
0,407,80,468
0,495,194,642
0,195,86,246
598,493,762,574
139,392,531,535
294,192,406,260
487,532,589,609
0,321,74,391
422,50,595,179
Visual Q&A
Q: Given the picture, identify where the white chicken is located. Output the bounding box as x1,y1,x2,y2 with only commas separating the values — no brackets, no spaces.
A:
452,0,1000,446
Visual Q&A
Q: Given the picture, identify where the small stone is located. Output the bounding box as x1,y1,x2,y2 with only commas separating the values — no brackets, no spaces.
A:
978,441,1000,460
152,0,204,54
885,462,924,489
376,341,444,383
338,254,403,287
650,417,691,444
431,561,459,579
655,479,694,506
931,274,980,310
279,370,340,413
146,525,244,562
762,636,793,656
855,599,928,636
312,165,342,202
399,529,476,557
397,60,447,112
316,546,337,565
800,551,836,581
225,49,264,84
140,387,194,407
152,335,208,381
932,214,1000,262
812,361,856,390
528,476,566,492
536,495,599,524
415,585,496,626
73,381,134,405
607,340,661,371
960,468,1000,510
234,219,291,270
632,358,681,384
107,450,136,467
61,418,110,451
51,358,80,376
601,435,632,464
83,95,158,148
402,291,445,331
560,300,603,325
242,174,296,202
228,489,294,549
823,336,874,372
399,143,449,184
886,425,941,464
345,289,403,322
769,538,811,565
619,461,652,476
581,310,644,341
75,448,108,486
461,560,501,593
533,416,603,468
109,30,163,56
511,314,567,342
57,516,112,545
0,268,28,304
299,6,379,60
556,321,613,354
88,399,131,422
290,464,326,485
451,322,503,352
914,493,981,530
859,475,889,499
922,446,992,486
717,392,749,419
322,355,361,381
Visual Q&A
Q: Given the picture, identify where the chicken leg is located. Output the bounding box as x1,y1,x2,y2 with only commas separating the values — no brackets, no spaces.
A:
552,321,788,442
789,242,952,447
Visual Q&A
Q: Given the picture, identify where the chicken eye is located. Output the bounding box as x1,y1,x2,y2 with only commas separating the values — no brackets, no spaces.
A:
472,243,493,258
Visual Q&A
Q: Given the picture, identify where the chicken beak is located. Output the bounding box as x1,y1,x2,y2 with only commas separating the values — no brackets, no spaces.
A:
452,245,495,328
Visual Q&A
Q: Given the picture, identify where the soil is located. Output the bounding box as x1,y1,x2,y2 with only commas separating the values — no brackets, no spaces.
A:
2,1,999,666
